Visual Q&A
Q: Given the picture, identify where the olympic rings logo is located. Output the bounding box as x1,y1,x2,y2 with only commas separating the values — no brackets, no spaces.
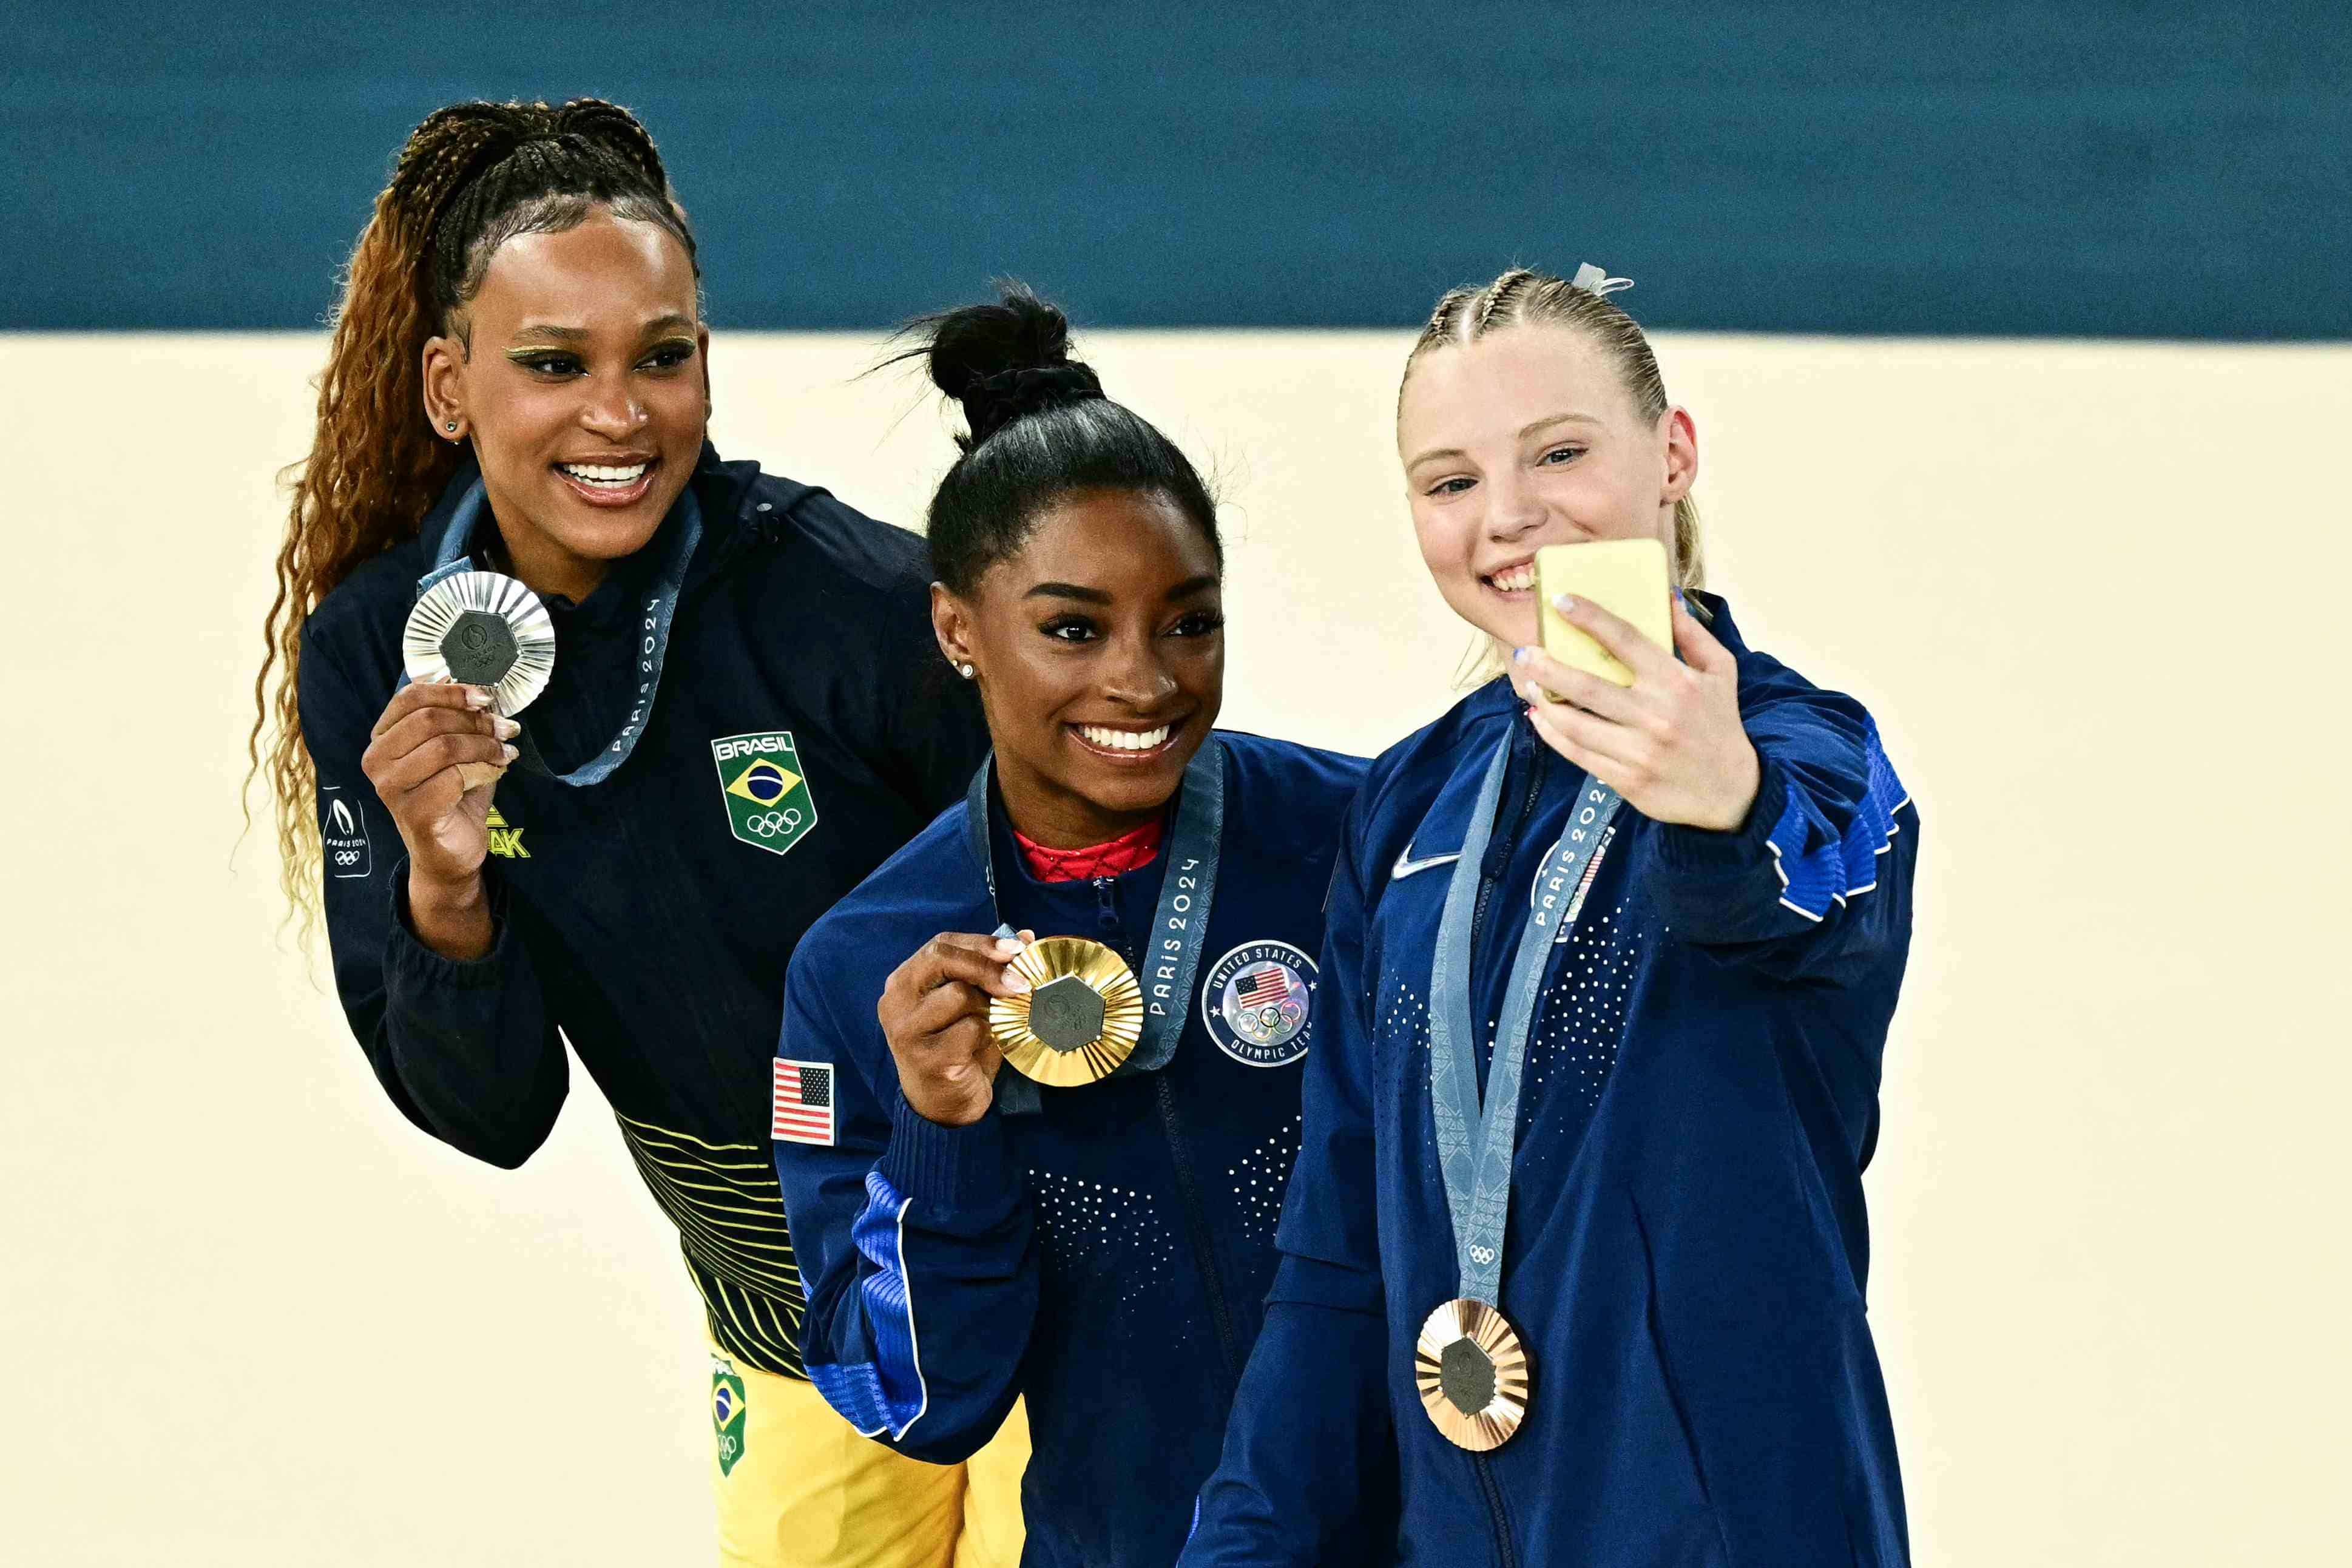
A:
1470,1245,1496,1265
743,808,805,839
331,850,362,867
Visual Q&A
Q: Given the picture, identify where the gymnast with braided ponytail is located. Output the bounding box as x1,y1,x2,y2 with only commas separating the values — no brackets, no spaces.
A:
1181,266,1920,1564
253,100,1026,1566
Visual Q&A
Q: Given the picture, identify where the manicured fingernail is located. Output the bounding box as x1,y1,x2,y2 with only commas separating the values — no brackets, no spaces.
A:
995,936,1026,957
501,743,518,763
464,687,493,709
1512,646,1530,664
1552,594,1577,613
492,716,521,739
1002,967,1031,993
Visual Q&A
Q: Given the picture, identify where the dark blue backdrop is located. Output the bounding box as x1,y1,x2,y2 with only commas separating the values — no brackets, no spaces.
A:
9,4,2347,337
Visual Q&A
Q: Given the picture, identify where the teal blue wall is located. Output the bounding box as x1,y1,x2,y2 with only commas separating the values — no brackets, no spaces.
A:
9,4,2345,336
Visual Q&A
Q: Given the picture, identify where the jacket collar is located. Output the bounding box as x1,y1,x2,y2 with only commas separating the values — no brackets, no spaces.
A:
1687,588,1746,654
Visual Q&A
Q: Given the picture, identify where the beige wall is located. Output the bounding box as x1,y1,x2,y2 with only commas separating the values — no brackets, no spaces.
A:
4,329,2345,1564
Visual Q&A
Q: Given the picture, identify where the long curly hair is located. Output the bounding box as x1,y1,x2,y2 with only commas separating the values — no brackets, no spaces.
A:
248,98,697,933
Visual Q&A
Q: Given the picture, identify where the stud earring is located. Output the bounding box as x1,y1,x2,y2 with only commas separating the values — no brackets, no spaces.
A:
958,663,975,680
444,421,459,433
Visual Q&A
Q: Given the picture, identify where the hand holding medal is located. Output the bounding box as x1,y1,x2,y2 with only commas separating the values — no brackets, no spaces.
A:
953,745,1228,1114
350,569,554,960
878,929,1043,1127
401,570,557,789
355,675,520,964
988,937,1146,1086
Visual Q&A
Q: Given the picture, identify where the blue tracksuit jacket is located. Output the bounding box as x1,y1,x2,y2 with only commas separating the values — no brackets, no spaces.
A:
772,734,1384,1568
1183,595,1920,1567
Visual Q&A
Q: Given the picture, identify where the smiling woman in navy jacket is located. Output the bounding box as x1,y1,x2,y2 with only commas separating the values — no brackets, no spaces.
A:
252,100,1028,1566
1181,266,1921,1567
770,288,1379,1568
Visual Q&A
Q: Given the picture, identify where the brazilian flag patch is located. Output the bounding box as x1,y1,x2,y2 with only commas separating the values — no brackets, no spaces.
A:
710,731,819,857
711,1356,748,1476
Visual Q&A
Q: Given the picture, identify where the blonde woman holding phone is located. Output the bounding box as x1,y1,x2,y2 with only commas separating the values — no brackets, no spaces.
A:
1183,266,1921,1567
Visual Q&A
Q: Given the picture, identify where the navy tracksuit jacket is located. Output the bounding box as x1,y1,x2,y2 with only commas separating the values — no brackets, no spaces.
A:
299,446,988,1376
772,734,1388,1568
1183,595,1920,1567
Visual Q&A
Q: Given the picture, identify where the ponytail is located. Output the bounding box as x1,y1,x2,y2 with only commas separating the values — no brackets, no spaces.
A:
249,99,694,931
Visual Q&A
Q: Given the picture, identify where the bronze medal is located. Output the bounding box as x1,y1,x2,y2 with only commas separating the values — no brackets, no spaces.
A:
1415,1297,1532,1451
988,936,1145,1086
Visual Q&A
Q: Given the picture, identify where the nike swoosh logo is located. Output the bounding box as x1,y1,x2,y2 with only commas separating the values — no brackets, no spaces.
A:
1390,847,1462,882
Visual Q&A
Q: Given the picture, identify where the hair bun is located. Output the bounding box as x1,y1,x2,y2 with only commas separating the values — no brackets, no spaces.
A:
962,363,1104,443
912,285,1106,448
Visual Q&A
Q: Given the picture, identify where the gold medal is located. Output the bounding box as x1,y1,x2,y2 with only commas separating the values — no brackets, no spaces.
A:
1415,1297,1532,1451
988,937,1146,1086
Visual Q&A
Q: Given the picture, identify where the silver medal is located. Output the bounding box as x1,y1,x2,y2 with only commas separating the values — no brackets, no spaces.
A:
401,570,556,716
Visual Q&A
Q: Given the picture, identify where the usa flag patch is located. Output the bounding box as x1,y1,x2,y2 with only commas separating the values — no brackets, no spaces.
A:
772,1058,836,1147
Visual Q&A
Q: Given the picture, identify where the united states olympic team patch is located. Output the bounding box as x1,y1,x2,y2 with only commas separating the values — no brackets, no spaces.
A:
1200,940,1317,1067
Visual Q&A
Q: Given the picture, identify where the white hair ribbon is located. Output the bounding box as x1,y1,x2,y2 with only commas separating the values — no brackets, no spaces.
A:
1570,263,1634,297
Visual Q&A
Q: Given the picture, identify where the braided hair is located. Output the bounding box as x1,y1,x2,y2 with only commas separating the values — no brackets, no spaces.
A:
897,283,1221,596
1407,265,1704,590
251,98,698,928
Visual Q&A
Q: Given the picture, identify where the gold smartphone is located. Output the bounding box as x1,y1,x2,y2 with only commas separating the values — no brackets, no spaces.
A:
1534,538,1672,688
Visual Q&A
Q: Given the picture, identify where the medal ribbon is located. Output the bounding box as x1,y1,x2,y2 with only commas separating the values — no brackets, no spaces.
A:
411,478,701,788
1427,733,1624,1305
963,740,1225,1112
